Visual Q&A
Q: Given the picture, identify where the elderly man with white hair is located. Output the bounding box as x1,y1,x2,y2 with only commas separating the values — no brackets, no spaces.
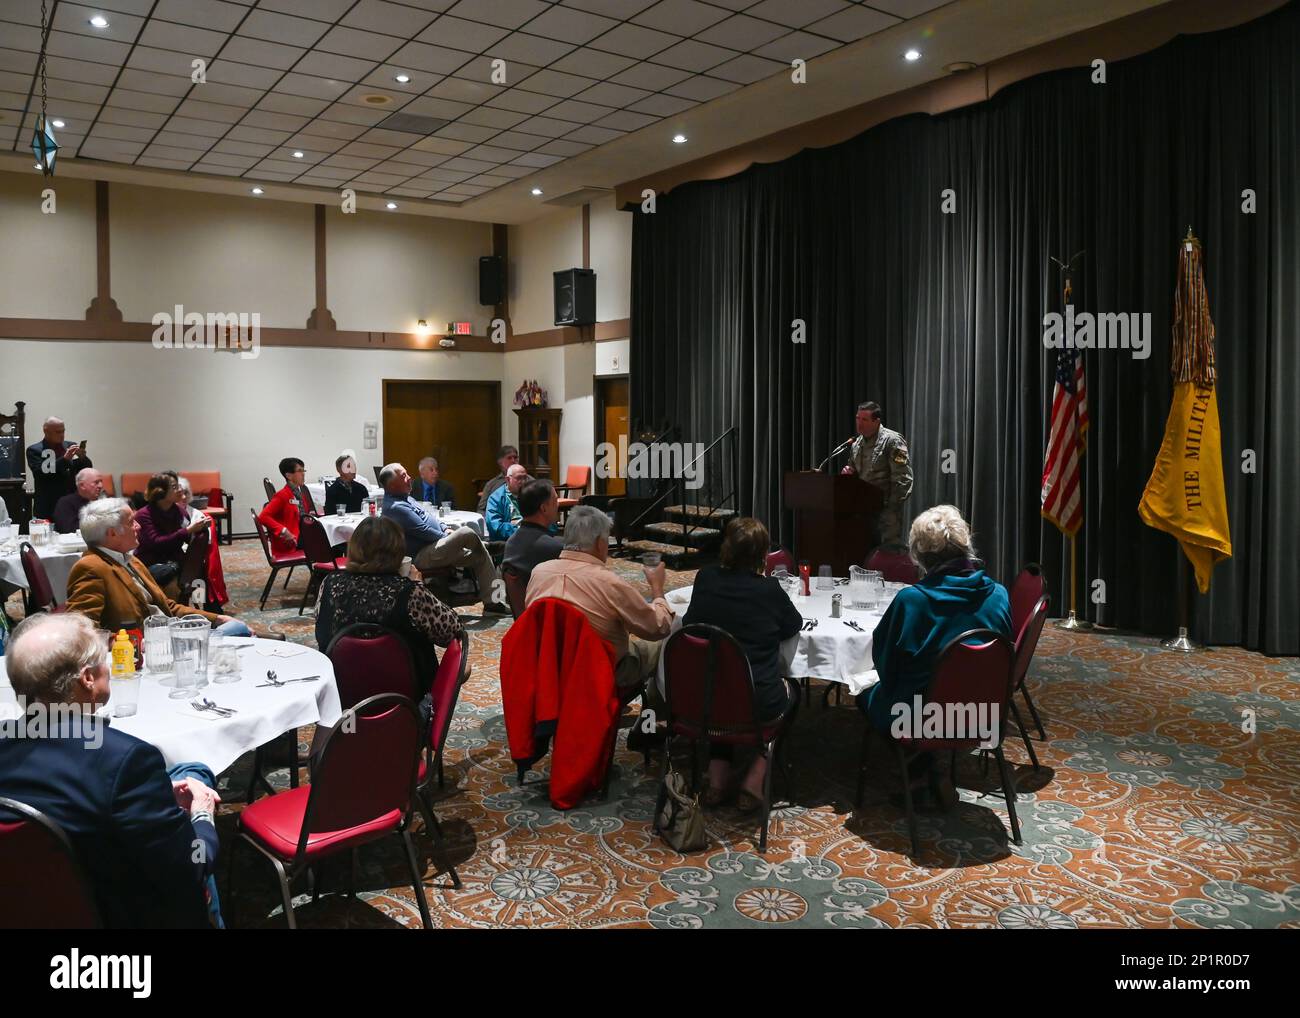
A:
64,498,251,635
52,466,104,534
25,415,93,520
526,505,673,694
0,612,224,927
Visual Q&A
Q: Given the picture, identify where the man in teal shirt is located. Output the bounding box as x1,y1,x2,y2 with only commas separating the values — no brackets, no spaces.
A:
485,464,528,541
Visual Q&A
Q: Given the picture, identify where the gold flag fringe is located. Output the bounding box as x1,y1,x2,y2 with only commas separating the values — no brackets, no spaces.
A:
1171,228,1217,385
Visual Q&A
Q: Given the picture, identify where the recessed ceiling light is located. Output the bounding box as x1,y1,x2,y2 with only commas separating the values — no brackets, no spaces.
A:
530,187,543,196
250,187,264,195
386,201,398,209
394,74,410,83
51,119,65,129
292,150,304,158
89,14,109,28
904,49,922,62
672,133,687,144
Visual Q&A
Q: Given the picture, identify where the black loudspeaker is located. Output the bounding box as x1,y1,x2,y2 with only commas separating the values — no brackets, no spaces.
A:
479,255,504,306
554,268,596,326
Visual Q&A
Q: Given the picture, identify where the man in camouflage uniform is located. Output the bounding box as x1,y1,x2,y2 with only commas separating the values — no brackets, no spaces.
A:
841,401,912,546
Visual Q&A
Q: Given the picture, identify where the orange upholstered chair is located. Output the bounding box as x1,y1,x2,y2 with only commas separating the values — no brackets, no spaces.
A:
555,465,590,513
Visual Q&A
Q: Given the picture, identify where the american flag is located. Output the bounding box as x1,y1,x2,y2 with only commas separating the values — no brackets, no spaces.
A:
1041,346,1088,535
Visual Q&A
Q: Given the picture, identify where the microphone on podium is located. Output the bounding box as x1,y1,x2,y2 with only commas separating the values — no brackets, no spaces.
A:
816,436,856,472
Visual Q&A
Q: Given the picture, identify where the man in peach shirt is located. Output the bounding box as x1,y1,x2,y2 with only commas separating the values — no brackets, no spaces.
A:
525,505,672,691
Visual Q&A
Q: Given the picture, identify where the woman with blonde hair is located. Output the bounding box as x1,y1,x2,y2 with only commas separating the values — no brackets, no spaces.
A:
857,505,1011,806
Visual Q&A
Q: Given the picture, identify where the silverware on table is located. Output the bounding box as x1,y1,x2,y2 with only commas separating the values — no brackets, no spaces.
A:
255,675,321,688
191,699,235,718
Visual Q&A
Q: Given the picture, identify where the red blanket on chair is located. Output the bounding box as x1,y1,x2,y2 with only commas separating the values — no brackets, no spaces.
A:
500,597,621,810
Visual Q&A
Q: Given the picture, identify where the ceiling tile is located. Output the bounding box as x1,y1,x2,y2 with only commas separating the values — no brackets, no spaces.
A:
870,0,950,16
256,92,331,117
275,73,353,101
253,158,313,174
451,55,539,86
0,50,38,76
572,81,650,108
350,170,410,186
269,146,324,163
89,122,157,144
193,82,267,107
47,30,132,65
198,151,260,169
115,68,191,96
708,53,786,84
512,115,583,138
609,60,692,90
807,4,900,43
563,123,623,144
205,59,283,90
411,135,472,155
535,138,591,157
753,30,841,62
650,39,738,72
318,102,390,126
239,10,330,48
385,148,453,166
125,45,201,77
45,78,111,103
144,142,206,160
316,25,404,61
78,138,146,160
466,173,513,186
153,0,248,33
487,130,548,151
193,162,245,175
484,88,556,115
153,128,215,148
175,96,246,123
296,171,353,186
461,143,522,162
212,138,276,157
245,169,301,181
524,4,620,45
340,140,401,158
488,33,575,67
338,84,416,110
592,108,658,131
426,76,502,104
67,0,157,11
433,121,498,143
515,68,598,99
481,162,530,178
549,47,636,79
416,15,509,52
541,98,616,124
138,20,228,58
359,126,427,147
226,124,293,146
588,22,678,60
744,0,852,30
163,114,229,138
663,74,740,100
342,0,440,38
98,106,169,129
459,105,529,129
320,152,379,170
509,151,562,168
138,156,196,170
293,51,379,82
258,0,355,18
633,0,731,35
43,55,121,86
53,4,144,45
106,87,182,114
387,41,475,75
696,13,789,50
444,0,549,30
390,94,468,119
627,92,695,116
360,64,434,93
442,183,488,195
438,156,497,173
218,36,305,70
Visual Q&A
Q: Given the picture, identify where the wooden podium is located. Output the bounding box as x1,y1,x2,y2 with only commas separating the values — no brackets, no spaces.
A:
783,471,883,575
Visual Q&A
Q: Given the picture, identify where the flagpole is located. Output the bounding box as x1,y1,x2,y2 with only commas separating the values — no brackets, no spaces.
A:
1162,549,1204,652
1056,532,1093,630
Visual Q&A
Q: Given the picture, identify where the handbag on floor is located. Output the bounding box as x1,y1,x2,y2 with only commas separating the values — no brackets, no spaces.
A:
655,765,708,852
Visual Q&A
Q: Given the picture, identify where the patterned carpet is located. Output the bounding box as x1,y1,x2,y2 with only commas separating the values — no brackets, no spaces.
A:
62,540,1300,928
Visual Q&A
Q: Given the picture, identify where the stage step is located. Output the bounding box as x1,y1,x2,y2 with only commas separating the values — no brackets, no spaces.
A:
643,520,723,548
619,539,709,569
661,504,737,525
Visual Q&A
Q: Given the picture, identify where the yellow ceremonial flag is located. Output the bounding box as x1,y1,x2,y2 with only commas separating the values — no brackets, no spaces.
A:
1138,231,1232,593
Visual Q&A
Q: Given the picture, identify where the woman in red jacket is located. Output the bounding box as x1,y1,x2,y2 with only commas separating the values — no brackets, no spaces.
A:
257,457,312,555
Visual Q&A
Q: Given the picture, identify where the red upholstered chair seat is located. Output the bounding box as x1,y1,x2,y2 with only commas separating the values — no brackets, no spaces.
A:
311,556,348,571
238,785,402,862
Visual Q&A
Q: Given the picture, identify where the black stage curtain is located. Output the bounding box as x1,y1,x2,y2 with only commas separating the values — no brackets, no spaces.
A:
631,2,1299,654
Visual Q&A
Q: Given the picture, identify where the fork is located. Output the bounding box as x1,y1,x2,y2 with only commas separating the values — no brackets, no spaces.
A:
191,700,233,718
264,669,283,686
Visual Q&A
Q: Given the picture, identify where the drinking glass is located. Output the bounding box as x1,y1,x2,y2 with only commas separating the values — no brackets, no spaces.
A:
0,523,11,543
143,616,173,676
210,636,242,684
111,673,140,717
816,564,834,590
642,551,662,569
440,502,452,518
168,617,209,700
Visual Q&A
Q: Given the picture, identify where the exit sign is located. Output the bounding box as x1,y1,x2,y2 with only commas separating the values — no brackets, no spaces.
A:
446,321,472,335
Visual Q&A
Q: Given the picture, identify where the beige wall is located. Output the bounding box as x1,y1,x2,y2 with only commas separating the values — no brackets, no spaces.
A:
508,207,582,335
0,172,97,319
589,195,632,323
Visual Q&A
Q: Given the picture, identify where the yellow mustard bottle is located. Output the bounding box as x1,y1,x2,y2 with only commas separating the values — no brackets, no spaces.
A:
111,630,135,677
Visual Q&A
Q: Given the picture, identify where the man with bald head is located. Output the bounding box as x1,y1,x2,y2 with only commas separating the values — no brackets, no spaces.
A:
485,463,529,541
52,467,104,534
26,416,93,519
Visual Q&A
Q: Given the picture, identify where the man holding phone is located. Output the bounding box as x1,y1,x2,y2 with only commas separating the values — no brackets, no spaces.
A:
25,416,93,520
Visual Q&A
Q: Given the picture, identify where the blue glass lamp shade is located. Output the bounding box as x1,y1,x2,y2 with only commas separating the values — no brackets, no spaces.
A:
32,116,58,175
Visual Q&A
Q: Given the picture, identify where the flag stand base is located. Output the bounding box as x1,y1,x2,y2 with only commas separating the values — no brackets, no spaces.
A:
1161,626,1203,653
1055,610,1093,631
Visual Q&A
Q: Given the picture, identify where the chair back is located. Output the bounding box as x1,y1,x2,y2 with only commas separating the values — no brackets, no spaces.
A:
19,541,57,610
119,472,151,500
300,484,318,515
298,694,421,857
0,797,101,928
764,548,795,577
501,564,528,619
1013,594,1050,688
563,465,590,492
373,465,384,484
1009,563,1047,636
428,631,470,755
206,488,227,510
177,525,210,605
262,477,277,502
249,509,277,566
297,514,334,567
912,629,1015,751
865,546,920,583
100,475,116,497
663,624,762,740
326,622,422,711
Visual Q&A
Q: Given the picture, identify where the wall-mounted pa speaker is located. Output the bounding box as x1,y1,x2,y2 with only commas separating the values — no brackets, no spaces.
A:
479,255,504,306
554,268,596,326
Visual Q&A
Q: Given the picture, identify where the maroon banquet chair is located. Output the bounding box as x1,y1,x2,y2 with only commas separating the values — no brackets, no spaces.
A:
231,694,433,929
19,541,60,613
764,548,796,577
1009,594,1051,767
0,797,101,929
857,629,1019,856
177,525,211,608
262,477,277,502
325,623,422,711
412,631,470,891
1009,563,1047,636
865,546,920,583
296,515,346,615
249,509,307,610
659,623,799,853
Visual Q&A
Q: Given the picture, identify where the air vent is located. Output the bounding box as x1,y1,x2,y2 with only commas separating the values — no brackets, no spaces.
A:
544,186,615,207
377,112,450,135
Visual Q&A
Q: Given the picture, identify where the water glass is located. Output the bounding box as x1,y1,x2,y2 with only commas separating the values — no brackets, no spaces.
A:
168,617,209,700
816,564,834,590
111,673,140,717
440,501,452,518
210,636,242,684
642,551,662,569
143,616,173,675
0,523,11,544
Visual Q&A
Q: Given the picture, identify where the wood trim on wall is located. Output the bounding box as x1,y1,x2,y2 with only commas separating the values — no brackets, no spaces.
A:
305,203,336,331
614,0,1288,205
84,180,122,324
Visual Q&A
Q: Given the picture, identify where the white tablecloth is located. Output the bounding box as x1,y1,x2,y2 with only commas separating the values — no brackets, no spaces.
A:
0,638,341,775
0,536,86,603
662,581,900,696
305,481,383,512
316,509,485,547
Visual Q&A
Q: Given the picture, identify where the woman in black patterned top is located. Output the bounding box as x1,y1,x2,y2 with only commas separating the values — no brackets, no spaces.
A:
315,516,463,692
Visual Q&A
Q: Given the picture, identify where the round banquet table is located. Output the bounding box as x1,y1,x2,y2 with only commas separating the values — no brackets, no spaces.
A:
660,580,908,697
0,637,342,775
305,480,384,513
0,534,86,603
316,508,486,547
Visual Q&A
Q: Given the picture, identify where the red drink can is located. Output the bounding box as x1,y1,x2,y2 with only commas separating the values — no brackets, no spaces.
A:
799,563,811,596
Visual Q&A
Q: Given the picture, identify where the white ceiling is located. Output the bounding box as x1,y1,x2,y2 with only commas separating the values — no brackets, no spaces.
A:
0,0,1171,222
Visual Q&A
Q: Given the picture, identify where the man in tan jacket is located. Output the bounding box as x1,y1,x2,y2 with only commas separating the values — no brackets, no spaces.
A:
66,498,251,635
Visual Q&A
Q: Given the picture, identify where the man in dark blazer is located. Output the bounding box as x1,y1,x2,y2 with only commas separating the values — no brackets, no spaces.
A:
0,612,222,928
416,456,456,507
25,416,93,519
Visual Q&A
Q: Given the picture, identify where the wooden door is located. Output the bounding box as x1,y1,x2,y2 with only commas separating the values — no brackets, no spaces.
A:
383,380,500,510
595,376,629,496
